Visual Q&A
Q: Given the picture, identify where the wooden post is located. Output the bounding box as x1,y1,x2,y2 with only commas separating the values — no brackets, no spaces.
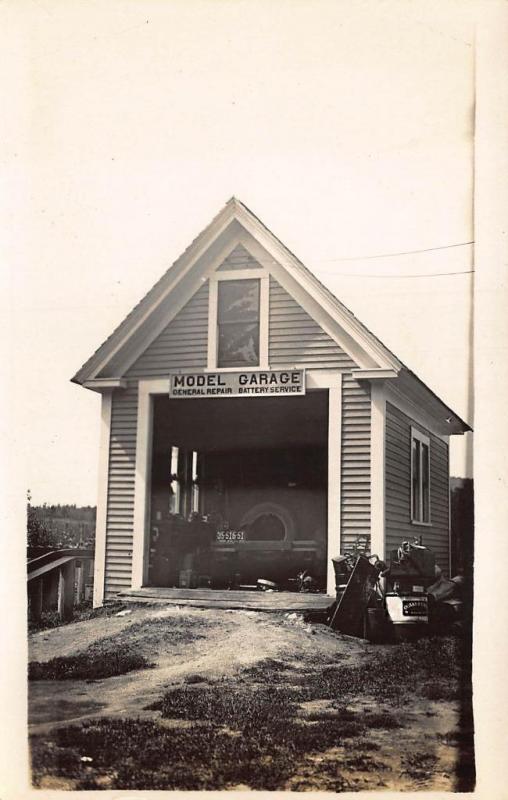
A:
84,558,94,601
327,384,342,595
57,561,75,620
64,561,75,619
57,568,64,619
47,570,59,610
29,579,43,622
75,561,85,605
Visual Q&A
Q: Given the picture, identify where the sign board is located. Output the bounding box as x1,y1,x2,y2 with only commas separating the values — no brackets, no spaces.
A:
169,369,305,399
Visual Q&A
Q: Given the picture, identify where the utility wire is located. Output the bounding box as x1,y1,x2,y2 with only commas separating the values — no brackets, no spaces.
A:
318,240,474,262
318,269,474,279
242,240,474,277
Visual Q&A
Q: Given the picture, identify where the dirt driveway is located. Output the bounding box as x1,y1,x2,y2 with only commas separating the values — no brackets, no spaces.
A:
28,603,474,791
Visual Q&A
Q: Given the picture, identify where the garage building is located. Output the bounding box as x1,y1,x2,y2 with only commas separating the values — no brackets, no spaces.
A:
72,198,470,605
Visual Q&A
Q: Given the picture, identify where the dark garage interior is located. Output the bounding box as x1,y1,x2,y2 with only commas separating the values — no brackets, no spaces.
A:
148,391,329,590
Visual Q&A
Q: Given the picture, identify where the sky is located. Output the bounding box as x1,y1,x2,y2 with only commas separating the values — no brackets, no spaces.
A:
5,0,476,506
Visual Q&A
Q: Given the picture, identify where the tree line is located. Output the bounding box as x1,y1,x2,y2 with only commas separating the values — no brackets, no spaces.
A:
27,491,96,551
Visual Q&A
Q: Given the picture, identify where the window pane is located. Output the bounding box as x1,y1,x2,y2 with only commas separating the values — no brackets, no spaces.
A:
412,438,421,520
218,322,260,367
170,446,179,476
191,451,199,513
421,443,430,522
169,446,180,514
218,279,260,323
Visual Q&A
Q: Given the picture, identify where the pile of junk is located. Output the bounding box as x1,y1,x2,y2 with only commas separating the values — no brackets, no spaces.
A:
324,538,470,643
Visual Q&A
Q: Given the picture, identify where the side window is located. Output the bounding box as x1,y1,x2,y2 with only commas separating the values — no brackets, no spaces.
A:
411,428,430,524
217,279,260,367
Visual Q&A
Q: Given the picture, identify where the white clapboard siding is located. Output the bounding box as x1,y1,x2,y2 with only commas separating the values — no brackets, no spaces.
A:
126,283,209,379
217,243,264,271
104,383,138,597
341,374,371,553
385,402,450,574
269,278,357,370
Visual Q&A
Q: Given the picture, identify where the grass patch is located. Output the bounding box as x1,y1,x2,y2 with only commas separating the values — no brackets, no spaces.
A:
29,610,67,632
402,751,438,769
362,711,402,729
238,657,297,688
152,683,301,726
29,611,212,681
400,751,438,782
28,601,130,632
31,713,366,791
183,673,210,685
351,738,381,752
241,657,288,678
147,683,366,787
29,644,154,681
437,729,471,745
33,683,370,790
302,636,468,702
343,754,386,772
419,681,462,701
290,761,352,792
117,614,213,647
305,706,357,723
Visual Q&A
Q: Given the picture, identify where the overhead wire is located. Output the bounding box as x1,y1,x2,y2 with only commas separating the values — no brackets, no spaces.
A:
317,240,474,262
316,269,474,279
314,240,474,277
249,240,474,278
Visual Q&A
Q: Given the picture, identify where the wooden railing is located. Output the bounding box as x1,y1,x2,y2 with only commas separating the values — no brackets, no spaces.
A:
27,549,94,622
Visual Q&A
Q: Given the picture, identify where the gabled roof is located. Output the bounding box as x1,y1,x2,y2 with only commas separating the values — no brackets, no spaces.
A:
72,197,471,434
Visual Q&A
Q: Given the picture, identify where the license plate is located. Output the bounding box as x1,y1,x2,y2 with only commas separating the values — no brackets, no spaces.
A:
402,599,427,617
216,530,245,542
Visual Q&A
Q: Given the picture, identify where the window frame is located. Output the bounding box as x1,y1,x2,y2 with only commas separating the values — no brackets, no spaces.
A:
207,268,269,371
410,426,431,526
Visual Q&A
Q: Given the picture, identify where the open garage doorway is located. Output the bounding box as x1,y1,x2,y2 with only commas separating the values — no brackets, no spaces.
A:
148,391,329,591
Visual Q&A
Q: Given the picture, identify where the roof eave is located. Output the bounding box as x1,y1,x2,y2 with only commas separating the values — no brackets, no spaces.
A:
399,367,473,436
353,367,471,435
71,198,239,385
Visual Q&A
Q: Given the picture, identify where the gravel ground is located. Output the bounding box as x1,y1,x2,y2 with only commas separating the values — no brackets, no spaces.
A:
28,603,474,791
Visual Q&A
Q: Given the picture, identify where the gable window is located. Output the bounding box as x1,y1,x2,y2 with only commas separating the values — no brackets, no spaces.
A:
411,427,430,524
217,278,261,368
208,258,269,370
